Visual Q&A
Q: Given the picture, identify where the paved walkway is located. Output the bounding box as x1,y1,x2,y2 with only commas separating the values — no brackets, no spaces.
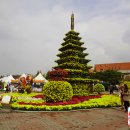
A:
0,107,130,130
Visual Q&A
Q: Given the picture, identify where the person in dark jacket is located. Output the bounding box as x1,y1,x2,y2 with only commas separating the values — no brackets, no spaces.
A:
109,85,114,94
123,84,129,112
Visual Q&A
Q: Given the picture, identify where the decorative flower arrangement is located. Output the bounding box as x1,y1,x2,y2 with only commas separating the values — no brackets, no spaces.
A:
32,94,44,99
10,94,121,111
0,92,121,111
14,95,101,106
8,92,121,111
44,95,101,106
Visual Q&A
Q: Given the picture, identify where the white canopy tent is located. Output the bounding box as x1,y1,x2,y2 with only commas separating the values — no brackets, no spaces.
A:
33,73,48,83
0,75,15,83
33,73,48,92
0,77,7,82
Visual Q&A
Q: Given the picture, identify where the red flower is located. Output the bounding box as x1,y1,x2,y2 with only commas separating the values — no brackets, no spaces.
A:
33,94,44,99
18,94,102,106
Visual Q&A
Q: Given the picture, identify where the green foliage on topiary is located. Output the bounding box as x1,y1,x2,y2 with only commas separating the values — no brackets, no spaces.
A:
53,18,94,95
43,81,73,102
65,78,98,84
93,83,105,94
54,30,92,74
72,83,89,96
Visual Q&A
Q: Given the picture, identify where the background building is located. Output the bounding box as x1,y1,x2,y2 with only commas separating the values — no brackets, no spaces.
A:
94,62,130,80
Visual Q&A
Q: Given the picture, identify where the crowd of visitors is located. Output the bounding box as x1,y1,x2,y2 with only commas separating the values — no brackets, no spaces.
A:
0,82,43,93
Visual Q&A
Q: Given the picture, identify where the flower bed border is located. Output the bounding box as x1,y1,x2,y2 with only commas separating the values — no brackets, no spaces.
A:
0,93,121,111
10,95,121,111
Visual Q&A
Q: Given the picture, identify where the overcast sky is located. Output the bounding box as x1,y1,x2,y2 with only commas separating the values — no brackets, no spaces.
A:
0,0,130,75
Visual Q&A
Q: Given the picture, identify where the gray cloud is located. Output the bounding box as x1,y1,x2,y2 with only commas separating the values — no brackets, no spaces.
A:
0,0,130,75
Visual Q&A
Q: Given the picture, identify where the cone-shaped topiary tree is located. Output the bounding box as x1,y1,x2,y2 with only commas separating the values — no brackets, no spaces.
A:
54,13,96,95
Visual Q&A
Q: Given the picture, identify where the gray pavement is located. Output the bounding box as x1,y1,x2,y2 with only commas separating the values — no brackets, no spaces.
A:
0,107,130,130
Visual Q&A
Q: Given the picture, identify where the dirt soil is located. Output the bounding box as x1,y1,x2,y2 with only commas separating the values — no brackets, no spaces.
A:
0,107,130,130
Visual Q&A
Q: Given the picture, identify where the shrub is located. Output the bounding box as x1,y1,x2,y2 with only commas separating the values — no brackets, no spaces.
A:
43,81,73,102
25,84,32,94
93,83,105,94
47,69,68,81
72,83,89,96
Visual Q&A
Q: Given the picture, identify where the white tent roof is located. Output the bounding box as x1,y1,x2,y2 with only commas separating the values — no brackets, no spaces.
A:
0,75,15,83
34,73,48,83
20,73,27,78
0,77,6,82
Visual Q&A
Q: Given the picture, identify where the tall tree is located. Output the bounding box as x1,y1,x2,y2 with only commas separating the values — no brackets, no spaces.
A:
54,13,94,95
94,70,122,85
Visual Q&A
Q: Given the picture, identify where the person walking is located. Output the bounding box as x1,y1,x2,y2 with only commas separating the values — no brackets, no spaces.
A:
119,85,124,109
10,84,14,93
109,84,114,94
123,84,129,112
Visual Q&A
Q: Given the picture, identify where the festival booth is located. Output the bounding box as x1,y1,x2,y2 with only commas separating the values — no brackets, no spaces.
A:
33,73,48,92
11,73,27,84
11,78,19,92
11,79,19,83
11,73,27,92
0,75,15,91
0,76,7,82
11,73,33,93
0,75,15,83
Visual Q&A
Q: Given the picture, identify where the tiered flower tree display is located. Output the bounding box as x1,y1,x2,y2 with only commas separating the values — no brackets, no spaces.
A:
54,13,95,96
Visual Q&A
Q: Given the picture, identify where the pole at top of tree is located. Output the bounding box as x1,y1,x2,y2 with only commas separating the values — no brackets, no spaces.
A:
71,12,74,30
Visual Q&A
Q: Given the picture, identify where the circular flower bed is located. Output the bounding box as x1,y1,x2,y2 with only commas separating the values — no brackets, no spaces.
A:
0,92,121,111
